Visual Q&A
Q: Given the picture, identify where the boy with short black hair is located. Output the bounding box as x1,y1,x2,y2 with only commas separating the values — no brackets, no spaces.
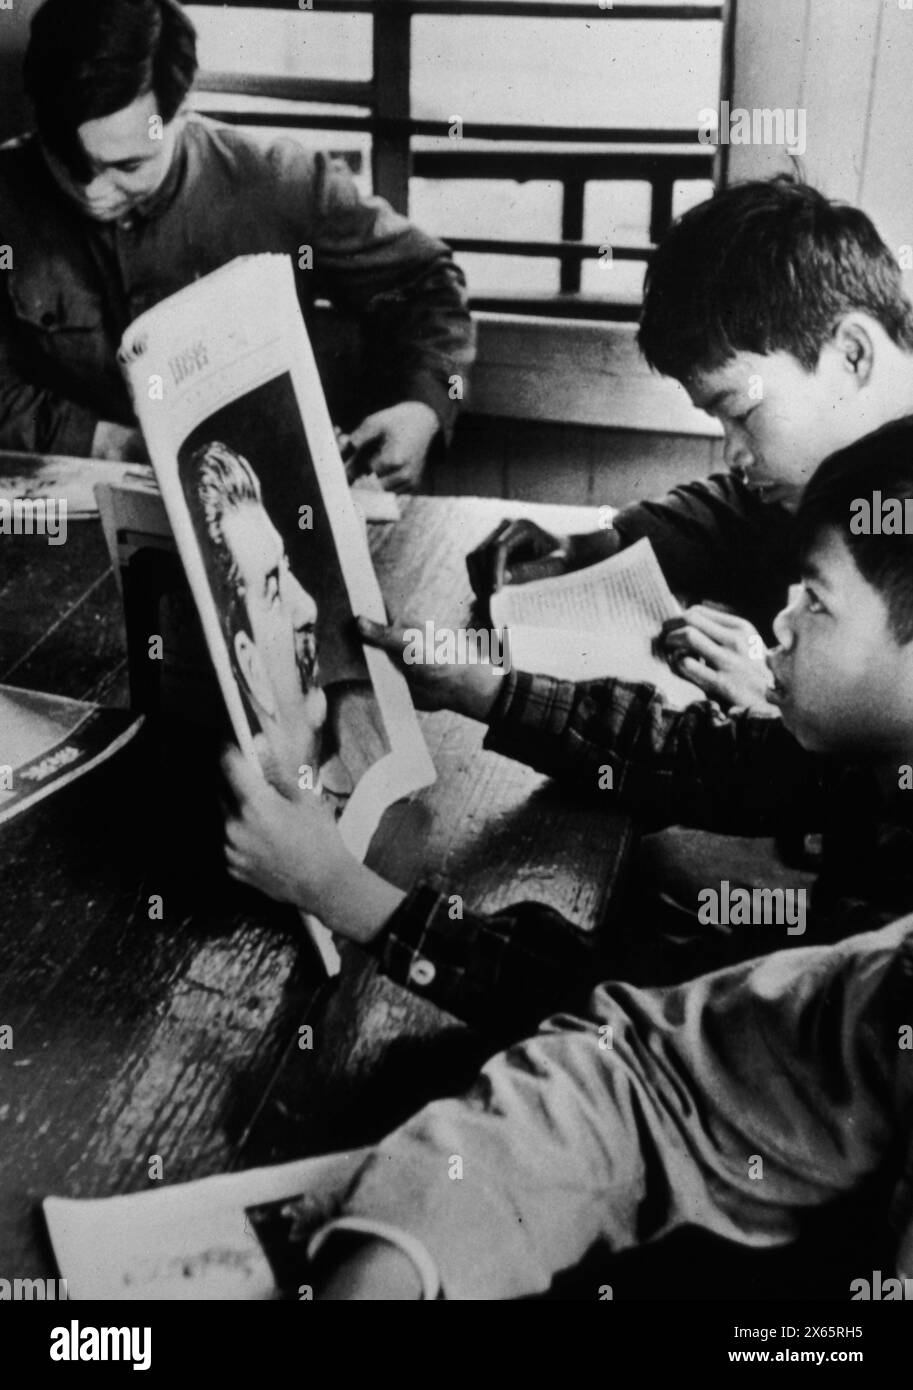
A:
466,177,913,925
469,177,913,710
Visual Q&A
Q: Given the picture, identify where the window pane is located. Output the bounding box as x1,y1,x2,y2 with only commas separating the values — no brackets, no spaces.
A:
412,16,721,129
579,258,646,302
186,6,372,81
410,178,562,242
583,181,652,247
672,178,715,219
454,253,560,298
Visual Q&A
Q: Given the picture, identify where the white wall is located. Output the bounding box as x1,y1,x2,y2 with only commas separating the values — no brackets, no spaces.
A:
727,0,913,298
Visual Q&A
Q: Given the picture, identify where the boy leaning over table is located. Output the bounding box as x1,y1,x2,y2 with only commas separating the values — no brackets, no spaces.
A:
222,422,913,1297
469,175,913,930
468,176,913,715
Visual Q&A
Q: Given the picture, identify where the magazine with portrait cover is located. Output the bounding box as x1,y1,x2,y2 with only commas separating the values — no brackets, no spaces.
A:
117,253,436,972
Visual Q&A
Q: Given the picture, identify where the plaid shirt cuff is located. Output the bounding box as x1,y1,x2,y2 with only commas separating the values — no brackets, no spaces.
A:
485,667,578,743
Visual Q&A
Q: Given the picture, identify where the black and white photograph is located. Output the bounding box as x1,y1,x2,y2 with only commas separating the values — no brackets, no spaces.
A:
1,0,912,1361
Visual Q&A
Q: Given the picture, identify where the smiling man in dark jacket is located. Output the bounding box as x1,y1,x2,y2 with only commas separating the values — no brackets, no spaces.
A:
0,0,475,491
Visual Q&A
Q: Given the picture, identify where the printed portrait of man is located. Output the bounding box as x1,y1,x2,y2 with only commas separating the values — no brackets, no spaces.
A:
184,439,338,800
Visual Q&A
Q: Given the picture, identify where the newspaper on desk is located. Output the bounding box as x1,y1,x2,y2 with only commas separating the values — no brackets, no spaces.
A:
0,685,143,827
117,254,435,973
0,453,155,518
490,537,703,708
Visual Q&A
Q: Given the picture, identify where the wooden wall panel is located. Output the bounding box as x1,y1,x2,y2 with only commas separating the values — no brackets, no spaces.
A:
441,418,722,509
471,315,717,438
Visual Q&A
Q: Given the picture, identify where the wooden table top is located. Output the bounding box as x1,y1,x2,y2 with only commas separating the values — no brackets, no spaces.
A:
0,487,633,1277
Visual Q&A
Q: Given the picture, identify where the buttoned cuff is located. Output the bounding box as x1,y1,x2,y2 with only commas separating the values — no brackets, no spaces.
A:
308,1216,442,1299
483,668,571,748
372,882,454,1000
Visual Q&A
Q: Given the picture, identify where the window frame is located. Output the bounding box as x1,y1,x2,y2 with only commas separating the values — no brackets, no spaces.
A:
189,0,734,320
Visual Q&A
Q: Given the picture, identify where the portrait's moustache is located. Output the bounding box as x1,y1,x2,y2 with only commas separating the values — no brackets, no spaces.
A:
295,625,319,692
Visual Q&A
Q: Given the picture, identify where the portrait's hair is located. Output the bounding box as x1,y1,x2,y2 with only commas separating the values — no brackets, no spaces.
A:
638,176,913,384
24,0,198,178
795,417,913,644
184,440,263,677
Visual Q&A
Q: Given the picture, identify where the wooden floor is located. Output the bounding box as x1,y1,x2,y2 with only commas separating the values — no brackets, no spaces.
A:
0,491,634,1276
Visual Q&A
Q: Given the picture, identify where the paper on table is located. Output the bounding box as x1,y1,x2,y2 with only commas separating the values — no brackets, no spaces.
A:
351,473,401,522
0,454,155,518
490,538,702,707
44,1150,372,1300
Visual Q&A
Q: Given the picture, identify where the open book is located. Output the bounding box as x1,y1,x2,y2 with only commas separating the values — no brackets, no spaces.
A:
490,538,703,708
117,254,436,973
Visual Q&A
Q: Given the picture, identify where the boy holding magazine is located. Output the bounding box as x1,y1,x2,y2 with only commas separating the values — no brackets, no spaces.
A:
222,423,913,1297
1,0,474,491
226,421,913,1018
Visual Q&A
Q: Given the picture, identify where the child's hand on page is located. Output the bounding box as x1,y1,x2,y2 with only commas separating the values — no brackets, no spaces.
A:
659,605,776,712
357,616,504,722
466,519,572,597
466,520,622,598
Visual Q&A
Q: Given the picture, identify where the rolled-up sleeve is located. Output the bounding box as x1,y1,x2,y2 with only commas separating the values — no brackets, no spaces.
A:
328,918,913,1299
